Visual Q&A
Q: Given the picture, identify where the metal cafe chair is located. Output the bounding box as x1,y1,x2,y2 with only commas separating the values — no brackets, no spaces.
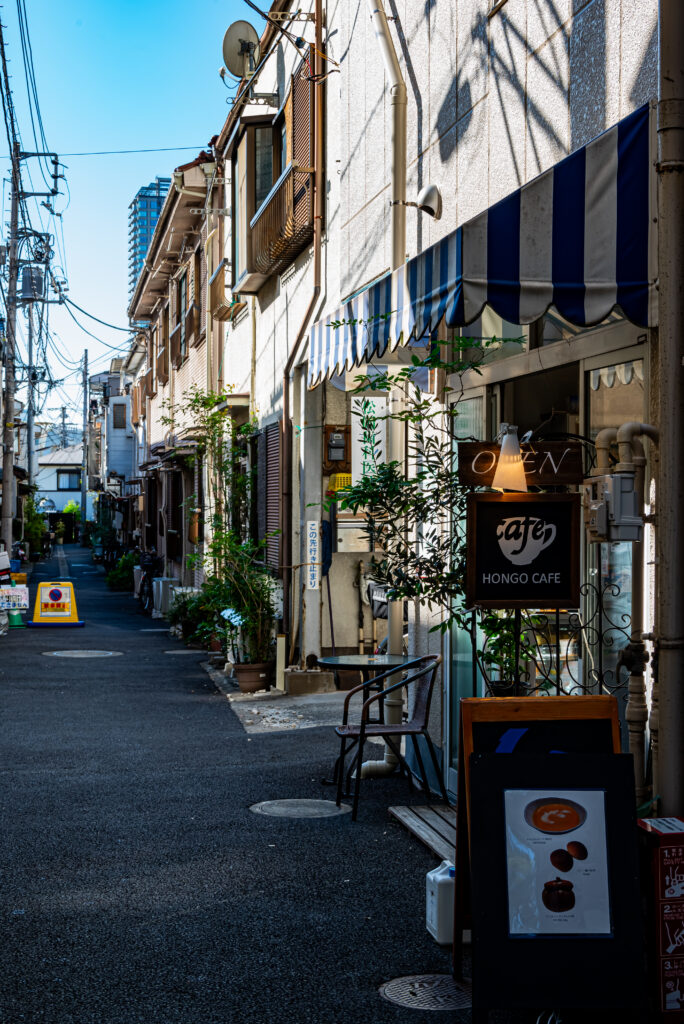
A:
334,654,449,820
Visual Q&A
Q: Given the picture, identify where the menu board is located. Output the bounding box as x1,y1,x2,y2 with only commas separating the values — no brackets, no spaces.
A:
468,754,646,1013
504,788,611,936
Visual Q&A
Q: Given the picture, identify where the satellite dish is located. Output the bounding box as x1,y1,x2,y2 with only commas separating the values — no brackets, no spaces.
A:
222,20,261,79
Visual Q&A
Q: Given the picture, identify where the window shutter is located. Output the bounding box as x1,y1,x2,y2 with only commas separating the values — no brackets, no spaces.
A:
265,421,281,570
291,50,313,171
257,430,267,544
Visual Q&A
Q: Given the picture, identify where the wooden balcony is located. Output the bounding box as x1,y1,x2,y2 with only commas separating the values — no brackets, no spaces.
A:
249,164,313,279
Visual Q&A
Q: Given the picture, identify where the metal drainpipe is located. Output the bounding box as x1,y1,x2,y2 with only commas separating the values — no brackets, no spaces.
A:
281,0,323,653
361,0,408,779
614,422,660,805
592,427,618,476
657,0,684,815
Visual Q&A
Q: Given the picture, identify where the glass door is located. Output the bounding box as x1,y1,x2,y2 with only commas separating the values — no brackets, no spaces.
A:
582,353,646,726
446,387,488,795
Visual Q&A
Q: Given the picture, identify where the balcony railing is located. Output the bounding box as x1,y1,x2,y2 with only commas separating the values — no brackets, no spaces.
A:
250,163,313,278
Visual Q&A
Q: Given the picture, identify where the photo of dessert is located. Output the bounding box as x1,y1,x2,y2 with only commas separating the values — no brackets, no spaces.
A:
542,878,576,912
550,841,589,872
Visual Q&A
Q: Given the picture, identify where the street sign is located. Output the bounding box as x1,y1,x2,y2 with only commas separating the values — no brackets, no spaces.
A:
465,492,581,609
458,440,584,487
27,581,84,627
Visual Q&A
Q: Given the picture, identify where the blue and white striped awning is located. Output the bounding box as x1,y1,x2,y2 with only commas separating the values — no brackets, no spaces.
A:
308,103,656,387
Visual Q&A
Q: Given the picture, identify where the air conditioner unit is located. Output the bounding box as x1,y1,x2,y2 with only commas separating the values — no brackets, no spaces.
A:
152,577,176,617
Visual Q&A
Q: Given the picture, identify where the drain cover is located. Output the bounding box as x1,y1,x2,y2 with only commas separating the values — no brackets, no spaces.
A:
379,974,471,1011
250,798,351,818
42,650,123,658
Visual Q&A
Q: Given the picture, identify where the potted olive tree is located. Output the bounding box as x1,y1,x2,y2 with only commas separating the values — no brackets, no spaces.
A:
219,533,277,692
54,519,66,546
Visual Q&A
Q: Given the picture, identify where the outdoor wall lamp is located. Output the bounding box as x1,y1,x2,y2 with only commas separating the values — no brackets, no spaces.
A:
389,183,443,220
492,423,528,492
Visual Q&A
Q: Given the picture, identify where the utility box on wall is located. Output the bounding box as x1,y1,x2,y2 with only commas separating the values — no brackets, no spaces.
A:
323,425,350,474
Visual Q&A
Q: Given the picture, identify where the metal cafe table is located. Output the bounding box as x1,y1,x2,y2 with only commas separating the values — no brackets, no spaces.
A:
315,653,411,694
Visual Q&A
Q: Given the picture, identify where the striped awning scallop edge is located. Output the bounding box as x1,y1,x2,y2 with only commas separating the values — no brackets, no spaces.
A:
308,103,656,387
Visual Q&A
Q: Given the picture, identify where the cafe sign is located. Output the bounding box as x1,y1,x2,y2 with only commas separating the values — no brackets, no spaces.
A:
466,493,580,609
458,441,584,487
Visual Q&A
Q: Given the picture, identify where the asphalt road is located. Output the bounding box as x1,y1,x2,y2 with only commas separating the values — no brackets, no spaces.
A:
2,546,464,1024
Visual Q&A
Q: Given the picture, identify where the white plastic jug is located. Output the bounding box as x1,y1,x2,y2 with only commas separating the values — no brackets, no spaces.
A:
426,859,455,945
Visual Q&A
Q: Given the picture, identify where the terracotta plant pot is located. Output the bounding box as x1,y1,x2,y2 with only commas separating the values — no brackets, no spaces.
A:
234,661,275,694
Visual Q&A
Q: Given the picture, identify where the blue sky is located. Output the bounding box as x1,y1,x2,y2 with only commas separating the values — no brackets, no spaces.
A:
1,0,245,424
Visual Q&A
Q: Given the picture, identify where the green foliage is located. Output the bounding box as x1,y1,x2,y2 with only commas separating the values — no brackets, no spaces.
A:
328,336,526,681
62,499,81,522
23,493,46,553
106,551,136,591
54,518,66,538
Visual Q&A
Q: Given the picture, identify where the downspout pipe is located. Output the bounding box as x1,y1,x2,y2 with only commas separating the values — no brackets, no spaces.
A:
367,0,407,270
615,421,660,473
657,0,684,815
281,0,323,652
592,427,618,476
361,0,408,778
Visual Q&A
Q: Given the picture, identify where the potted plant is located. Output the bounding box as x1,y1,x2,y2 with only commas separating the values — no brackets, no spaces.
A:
54,519,66,545
216,533,277,692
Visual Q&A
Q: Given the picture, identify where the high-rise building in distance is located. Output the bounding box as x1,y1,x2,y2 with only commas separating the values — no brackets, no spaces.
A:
127,177,171,300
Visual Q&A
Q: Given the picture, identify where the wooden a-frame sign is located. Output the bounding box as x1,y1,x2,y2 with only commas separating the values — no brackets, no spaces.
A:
451,695,621,989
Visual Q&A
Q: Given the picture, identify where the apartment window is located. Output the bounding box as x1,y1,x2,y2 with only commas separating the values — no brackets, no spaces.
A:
112,403,126,429
230,51,314,293
57,471,80,490
255,125,274,208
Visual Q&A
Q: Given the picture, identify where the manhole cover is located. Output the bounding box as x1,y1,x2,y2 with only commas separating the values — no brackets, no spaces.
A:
379,974,471,1011
42,650,123,658
250,799,351,818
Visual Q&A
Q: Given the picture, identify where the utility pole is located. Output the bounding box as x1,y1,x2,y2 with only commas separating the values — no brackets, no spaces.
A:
26,302,35,485
656,0,684,815
80,350,88,542
60,406,67,448
1,140,21,553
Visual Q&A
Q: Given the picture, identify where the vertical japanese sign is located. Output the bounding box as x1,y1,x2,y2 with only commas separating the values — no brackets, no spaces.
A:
306,520,320,590
351,395,386,485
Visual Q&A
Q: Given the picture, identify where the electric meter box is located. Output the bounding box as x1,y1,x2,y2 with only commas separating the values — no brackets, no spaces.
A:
583,473,643,543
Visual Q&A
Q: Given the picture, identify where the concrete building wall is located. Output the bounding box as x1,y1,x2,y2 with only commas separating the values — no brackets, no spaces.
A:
338,0,658,300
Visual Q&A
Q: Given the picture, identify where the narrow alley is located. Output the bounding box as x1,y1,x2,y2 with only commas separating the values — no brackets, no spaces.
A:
2,546,458,1024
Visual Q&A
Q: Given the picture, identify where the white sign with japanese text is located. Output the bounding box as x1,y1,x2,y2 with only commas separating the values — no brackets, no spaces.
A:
0,585,29,610
306,520,320,590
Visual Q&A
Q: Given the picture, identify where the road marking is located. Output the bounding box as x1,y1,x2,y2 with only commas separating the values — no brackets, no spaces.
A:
42,650,123,658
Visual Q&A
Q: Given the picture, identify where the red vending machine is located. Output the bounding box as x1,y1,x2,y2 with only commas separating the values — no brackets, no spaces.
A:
639,817,684,1019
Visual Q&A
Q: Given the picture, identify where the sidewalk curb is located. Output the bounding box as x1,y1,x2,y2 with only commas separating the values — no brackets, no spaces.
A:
201,660,240,699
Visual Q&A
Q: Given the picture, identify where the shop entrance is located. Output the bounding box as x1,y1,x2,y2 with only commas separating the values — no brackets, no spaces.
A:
447,344,647,788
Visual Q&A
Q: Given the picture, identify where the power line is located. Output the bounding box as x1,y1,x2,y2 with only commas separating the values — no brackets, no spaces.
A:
59,145,205,157
61,300,132,353
63,297,133,332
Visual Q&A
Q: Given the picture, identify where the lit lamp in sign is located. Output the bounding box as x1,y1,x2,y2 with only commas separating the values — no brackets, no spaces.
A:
491,424,528,493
